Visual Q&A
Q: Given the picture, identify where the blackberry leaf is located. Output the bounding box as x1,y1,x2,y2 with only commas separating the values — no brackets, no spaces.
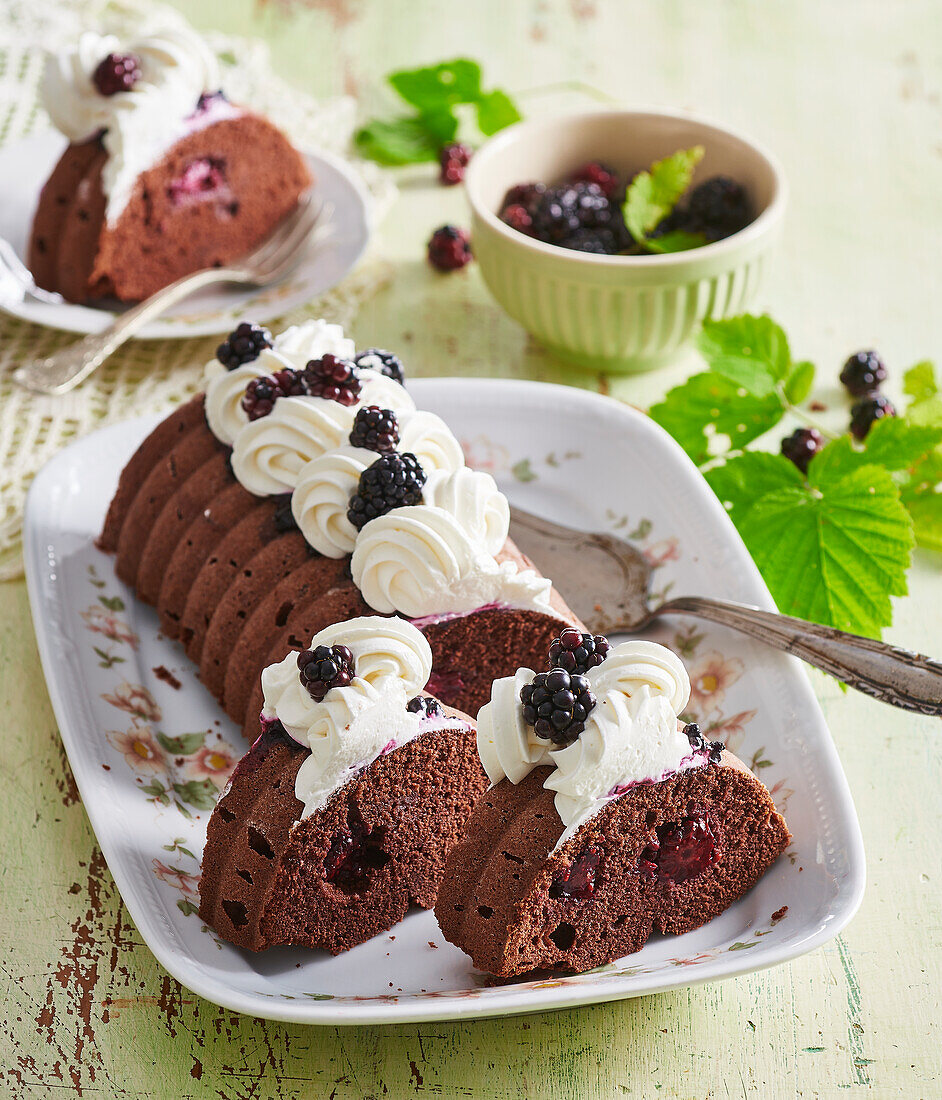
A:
649,372,785,466
696,314,793,397
643,229,707,254
737,464,913,637
476,89,521,135
623,145,704,241
809,418,942,483
355,112,457,165
903,359,938,404
389,59,482,111
705,452,803,525
784,360,816,404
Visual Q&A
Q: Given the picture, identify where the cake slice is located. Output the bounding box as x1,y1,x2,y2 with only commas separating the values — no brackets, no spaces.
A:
435,634,790,977
30,23,311,303
199,617,488,952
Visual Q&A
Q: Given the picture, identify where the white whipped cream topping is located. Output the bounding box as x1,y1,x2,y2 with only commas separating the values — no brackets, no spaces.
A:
291,415,466,558
351,505,554,619
260,616,461,816
398,410,465,473
422,467,509,557
477,641,700,834
274,319,355,366
231,395,357,496
43,24,222,222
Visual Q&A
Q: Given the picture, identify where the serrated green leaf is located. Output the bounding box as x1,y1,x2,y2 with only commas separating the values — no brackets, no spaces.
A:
696,314,793,397
475,88,521,135
809,417,942,484
737,464,913,637
649,372,785,465
354,111,457,165
642,229,708,254
784,360,816,404
388,59,482,111
156,731,207,756
903,360,938,403
903,491,942,551
623,145,704,241
705,452,803,524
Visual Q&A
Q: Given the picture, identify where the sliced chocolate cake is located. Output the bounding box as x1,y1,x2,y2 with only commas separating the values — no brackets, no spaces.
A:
199,617,489,953
30,22,311,303
435,634,790,977
99,319,578,725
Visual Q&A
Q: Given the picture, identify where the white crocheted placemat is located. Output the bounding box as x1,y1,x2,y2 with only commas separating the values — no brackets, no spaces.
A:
0,0,394,579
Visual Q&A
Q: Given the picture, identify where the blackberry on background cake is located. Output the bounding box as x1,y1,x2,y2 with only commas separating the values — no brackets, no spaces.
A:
435,634,790,977
29,20,311,303
199,617,488,953
99,320,580,724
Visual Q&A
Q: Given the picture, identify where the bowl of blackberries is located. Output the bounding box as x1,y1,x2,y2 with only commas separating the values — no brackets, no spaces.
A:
465,109,786,372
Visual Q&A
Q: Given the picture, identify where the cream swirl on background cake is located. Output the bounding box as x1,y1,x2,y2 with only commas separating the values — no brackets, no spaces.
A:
43,22,225,222
260,617,467,816
477,640,705,841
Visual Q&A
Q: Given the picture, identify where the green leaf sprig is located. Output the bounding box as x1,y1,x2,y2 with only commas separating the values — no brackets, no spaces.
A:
649,314,942,638
355,59,521,165
623,146,708,254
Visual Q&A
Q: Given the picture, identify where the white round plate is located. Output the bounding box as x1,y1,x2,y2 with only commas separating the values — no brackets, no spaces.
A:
0,130,370,339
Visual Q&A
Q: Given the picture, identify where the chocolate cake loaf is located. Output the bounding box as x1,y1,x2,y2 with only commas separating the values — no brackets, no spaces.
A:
199,618,489,952
98,319,578,728
30,21,311,303
435,635,790,977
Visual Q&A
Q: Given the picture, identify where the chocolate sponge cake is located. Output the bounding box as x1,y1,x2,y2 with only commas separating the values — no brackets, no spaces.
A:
30,24,311,303
199,618,489,952
435,635,790,977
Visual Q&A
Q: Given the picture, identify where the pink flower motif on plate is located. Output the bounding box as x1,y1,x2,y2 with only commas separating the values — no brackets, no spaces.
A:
107,725,167,774
101,681,162,723
186,744,239,789
460,434,510,474
81,604,139,649
152,859,200,895
687,651,743,718
642,536,680,568
707,708,758,756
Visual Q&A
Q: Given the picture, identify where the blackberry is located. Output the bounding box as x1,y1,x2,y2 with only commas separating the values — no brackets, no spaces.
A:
297,644,355,702
685,176,752,241
520,668,596,746
530,181,614,245
428,225,472,272
780,427,824,473
303,354,361,406
548,629,611,675
840,350,888,396
500,204,533,234
570,161,622,201
216,322,273,370
241,369,305,420
93,52,142,96
354,348,405,386
850,393,896,440
707,740,725,765
347,452,427,530
349,406,399,453
560,227,624,254
406,695,443,718
195,90,228,113
683,722,705,751
499,182,546,215
439,142,472,185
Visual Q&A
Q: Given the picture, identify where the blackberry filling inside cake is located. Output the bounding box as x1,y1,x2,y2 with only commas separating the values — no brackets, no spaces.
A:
199,617,488,952
435,635,790,977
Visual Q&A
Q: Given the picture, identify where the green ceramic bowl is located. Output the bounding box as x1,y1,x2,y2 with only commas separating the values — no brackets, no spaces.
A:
465,109,787,373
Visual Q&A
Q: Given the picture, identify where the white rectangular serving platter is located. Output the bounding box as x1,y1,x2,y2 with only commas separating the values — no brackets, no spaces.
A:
24,378,865,1025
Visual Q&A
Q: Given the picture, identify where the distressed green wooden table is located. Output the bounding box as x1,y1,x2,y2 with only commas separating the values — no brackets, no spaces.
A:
2,1,941,1095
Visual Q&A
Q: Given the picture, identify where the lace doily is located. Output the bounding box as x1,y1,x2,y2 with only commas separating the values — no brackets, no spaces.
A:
0,0,394,580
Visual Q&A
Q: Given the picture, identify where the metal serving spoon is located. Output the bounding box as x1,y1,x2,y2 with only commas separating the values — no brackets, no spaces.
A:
509,505,942,716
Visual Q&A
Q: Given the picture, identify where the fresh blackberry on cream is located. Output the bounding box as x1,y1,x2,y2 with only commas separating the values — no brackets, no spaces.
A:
349,406,400,453
520,668,596,746
407,695,444,718
354,348,405,386
296,643,355,702
303,354,361,406
549,629,611,675
347,452,427,530
217,322,273,370
93,52,142,96
241,369,305,420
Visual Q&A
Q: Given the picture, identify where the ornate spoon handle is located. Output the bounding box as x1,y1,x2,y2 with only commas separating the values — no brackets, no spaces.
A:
654,595,942,715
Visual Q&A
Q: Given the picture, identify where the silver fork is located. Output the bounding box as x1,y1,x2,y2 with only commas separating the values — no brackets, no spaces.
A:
509,505,942,716
14,192,329,396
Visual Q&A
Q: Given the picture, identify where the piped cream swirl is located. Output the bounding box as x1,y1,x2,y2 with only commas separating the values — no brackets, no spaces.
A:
260,617,447,816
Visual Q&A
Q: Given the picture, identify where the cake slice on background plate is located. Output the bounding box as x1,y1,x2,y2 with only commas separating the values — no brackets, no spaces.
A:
199,616,488,953
97,321,579,723
435,632,790,977
29,17,311,302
